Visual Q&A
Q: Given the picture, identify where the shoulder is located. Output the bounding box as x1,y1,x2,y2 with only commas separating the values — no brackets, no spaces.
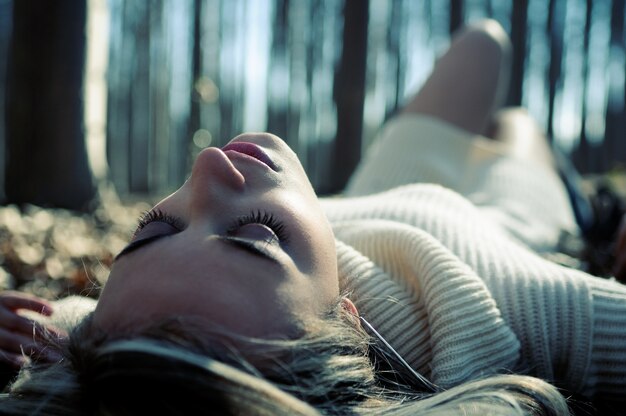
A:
322,183,483,237
322,183,475,216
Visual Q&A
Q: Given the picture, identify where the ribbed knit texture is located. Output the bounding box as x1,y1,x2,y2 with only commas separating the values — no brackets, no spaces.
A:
322,115,626,399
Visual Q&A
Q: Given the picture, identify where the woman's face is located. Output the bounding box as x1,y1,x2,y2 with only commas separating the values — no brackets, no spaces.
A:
94,133,339,338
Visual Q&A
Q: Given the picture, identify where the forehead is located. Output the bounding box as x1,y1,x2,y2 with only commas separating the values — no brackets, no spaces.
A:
95,235,315,338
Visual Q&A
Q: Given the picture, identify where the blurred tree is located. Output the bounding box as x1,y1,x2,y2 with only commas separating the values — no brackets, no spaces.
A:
4,0,95,210
547,0,564,140
332,0,368,192
604,0,626,172
0,0,12,202
574,0,594,172
507,0,527,106
449,0,463,34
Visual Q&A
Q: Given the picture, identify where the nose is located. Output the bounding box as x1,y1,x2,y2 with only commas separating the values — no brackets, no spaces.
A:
188,147,245,212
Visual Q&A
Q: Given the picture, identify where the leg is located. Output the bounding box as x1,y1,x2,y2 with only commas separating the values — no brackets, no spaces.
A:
401,19,512,135
487,108,556,170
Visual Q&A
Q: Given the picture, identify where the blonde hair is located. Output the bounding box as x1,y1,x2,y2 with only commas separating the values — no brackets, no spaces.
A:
0,308,570,415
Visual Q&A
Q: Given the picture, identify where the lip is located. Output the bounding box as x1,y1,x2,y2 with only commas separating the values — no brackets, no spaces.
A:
221,142,278,171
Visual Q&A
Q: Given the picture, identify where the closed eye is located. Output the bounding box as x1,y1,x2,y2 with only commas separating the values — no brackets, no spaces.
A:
114,232,280,265
116,220,180,260
218,236,281,265
229,210,289,243
118,208,288,262
134,209,184,237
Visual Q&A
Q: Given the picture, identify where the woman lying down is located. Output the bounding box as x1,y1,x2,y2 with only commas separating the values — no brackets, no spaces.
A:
1,20,625,415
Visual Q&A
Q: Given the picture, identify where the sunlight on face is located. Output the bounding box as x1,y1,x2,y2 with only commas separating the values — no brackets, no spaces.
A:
94,133,339,338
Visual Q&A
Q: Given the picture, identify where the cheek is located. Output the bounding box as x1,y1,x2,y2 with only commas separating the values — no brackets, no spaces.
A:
307,220,339,300
311,211,338,271
151,184,193,220
319,242,340,293
282,203,335,263
290,191,336,254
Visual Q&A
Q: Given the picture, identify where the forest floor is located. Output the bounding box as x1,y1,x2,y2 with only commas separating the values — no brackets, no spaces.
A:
0,185,154,300
0,170,625,301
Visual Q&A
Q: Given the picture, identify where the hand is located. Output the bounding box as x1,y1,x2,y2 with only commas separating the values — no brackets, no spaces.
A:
614,215,626,282
0,291,61,368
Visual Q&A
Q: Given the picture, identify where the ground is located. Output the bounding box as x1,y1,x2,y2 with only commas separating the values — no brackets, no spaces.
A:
0,185,153,300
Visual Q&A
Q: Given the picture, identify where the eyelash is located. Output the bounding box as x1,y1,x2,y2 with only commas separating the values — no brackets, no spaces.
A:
135,209,184,235
230,210,289,243
135,209,289,243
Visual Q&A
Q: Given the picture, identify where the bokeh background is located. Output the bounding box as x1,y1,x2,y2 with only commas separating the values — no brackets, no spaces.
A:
2,0,626,202
0,0,625,298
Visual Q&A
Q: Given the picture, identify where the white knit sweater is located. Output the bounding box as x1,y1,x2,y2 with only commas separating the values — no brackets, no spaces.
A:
321,115,626,400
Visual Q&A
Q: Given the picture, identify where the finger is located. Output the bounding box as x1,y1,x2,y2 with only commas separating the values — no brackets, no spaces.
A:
0,307,41,335
0,327,62,365
0,327,41,355
0,350,28,369
0,292,54,316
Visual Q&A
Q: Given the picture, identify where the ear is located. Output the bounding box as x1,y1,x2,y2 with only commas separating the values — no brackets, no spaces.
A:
340,297,359,318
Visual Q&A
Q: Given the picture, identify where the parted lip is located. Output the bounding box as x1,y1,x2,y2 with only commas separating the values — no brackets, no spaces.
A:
221,142,278,171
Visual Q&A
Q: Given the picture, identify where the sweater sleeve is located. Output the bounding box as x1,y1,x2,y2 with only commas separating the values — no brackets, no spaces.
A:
491,261,626,401
584,276,626,400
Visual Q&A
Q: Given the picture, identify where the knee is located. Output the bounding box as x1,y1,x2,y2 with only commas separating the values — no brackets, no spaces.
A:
465,19,511,53
453,19,512,66
493,107,536,127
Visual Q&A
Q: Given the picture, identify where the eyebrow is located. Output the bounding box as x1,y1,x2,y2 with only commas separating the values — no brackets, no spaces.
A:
115,234,281,265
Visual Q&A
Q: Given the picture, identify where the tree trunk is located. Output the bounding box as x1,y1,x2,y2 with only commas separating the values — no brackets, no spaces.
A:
507,0,528,106
331,0,368,192
546,0,564,140
604,0,626,173
4,0,95,210
572,0,593,172
267,0,289,139
449,0,464,35
0,0,13,203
